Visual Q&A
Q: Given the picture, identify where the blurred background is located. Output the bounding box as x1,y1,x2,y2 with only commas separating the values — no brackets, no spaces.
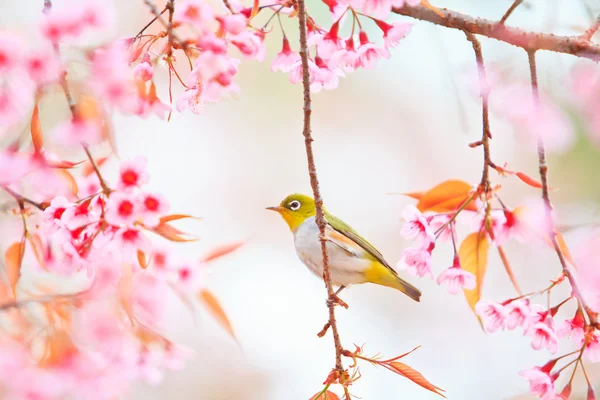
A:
3,0,600,399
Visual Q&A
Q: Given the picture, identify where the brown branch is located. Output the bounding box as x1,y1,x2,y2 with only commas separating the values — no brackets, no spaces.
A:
135,5,168,39
582,14,600,41
393,3,600,60
166,0,175,55
296,0,346,385
464,33,492,193
2,186,46,211
499,0,524,25
221,0,234,14
527,51,598,327
142,0,188,51
82,146,111,195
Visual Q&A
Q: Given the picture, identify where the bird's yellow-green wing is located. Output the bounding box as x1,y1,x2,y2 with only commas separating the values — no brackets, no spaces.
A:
324,211,422,302
324,211,392,268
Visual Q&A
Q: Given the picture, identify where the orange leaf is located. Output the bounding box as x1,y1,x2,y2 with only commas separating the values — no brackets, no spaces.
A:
556,232,576,268
47,159,84,169
82,155,109,177
198,289,236,339
39,330,78,368
137,250,150,269
310,391,340,400
55,169,78,196
31,104,43,152
5,240,25,297
459,232,489,312
400,191,423,200
159,214,202,224
515,171,543,189
389,361,446,397
151,222,198,242
415,180,476,213
201,241,244,263
77,93,117,155
250,0,259,18
27,233,46,270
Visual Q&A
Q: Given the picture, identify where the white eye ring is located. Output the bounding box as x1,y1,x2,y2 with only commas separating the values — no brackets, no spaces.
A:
289,200,301,211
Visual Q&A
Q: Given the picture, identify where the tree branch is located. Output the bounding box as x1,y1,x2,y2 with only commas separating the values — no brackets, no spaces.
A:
393,3,600,60
296,0,346,385
499,0,524,25
582,14,600,41
527,51,598,327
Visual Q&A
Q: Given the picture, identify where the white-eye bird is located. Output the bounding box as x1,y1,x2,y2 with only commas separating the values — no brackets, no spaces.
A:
267,194,421,303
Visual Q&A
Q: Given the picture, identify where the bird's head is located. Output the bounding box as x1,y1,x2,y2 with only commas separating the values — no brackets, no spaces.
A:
266,193,318,232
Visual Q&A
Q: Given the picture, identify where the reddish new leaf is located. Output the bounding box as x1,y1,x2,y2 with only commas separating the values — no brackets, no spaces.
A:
199,289,236,339
310,391,340,400
5,240,25,297
137,250,150,269
31,104,43,152
28,233,46,270
400,191,423,200
159,214,202,224
414,179,477,212
151,222,198,242
82,155,110,177
556,232,576,268
515,171,543,189
201,241,244,263
389,361,445,397
55,169,78,196
46,159,84,169
459,232,489,312
39,330,78,368
250,0,259,18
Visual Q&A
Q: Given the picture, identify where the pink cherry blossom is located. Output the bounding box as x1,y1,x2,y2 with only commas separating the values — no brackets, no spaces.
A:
397,244,434,279
24,44,61,85
133,61,153,82
0,150,33,185
427,213,454,242
138,192,169,227
525,317,558,354
356,31,389,69
40,0,111,42
173,262,203,293
105,192,139,226
332,41,359,72
78,174,102,198
0,32,23,72
475,300,507,333
133,273,168,324
118,156,149,191
316,21,344,59
115,227,151,258
90,41,137,111
519,367,556,400
0,79,35,130
174,0,214,27
42,196,73,232
52,117,102,147
288,58,319,86
271,37,301,73
400,204,435,244
584,332,600,363
231,31,265,61
557,312,586,344
177,85,204,114
311,56,343,92
504,299,531,330
321,0,348,20
375,20,412,49
436,260,476,294
220,14,247,35
197,33,228,54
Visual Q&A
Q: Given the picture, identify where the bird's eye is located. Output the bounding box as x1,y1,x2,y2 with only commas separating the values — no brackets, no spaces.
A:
289,200,301,211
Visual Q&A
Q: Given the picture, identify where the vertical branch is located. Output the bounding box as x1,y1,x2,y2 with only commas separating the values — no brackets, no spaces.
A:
166,0,175,55
582,14,600,41
527,51,598,326
499,0,524,24
296,0,345,376
464,33,492,193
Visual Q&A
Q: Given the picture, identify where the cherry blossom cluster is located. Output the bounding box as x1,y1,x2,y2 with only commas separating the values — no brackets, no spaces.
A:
0,152,213,399
270,5,412,92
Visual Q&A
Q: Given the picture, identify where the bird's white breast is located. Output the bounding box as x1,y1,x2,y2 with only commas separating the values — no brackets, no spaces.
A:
293,216,371,287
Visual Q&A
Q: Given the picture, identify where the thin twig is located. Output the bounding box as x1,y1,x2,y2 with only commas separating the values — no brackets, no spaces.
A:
142,0,188,51
393,3,600,60
82,146,111,195
296,0,346,385
499,0,524,25
221,0,234,14
135,5,168,39
166,0,175,56
527,50,599,327
464,33,492,193
2,186,46,210
42,0,51,14
581,14,600,41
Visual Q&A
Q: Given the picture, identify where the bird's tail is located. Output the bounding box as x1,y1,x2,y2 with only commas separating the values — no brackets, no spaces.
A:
365,262,422,302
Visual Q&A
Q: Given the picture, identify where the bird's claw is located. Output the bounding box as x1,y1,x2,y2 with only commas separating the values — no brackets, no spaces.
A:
326,294,349,309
